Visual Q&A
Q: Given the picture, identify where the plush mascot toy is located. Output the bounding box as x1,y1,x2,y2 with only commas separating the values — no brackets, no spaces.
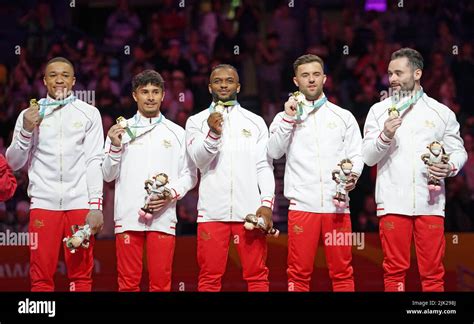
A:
421,141,450,191
244,214,279,237
138,173,172,220
332,159,354,208
63,224,91,254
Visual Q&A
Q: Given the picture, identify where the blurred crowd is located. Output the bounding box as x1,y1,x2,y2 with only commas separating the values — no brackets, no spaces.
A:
0,0,473,236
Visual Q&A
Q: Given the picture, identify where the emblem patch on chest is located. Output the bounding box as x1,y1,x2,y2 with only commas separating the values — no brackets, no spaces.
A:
163,139,172,148
424,120,435,128
242,129,252,138
72,121,83,129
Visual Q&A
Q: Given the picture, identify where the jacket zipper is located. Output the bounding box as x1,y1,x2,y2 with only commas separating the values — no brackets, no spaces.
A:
313,113,323,207
146,124,152,228
59,109,64,209
228,113,233,219
411,129,416,211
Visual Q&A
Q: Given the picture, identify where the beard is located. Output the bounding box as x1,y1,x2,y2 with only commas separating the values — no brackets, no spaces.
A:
301,86,323,101
392,78,416,101
212,90,238,102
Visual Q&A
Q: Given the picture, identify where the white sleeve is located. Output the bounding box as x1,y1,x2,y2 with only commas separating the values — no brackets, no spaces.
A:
362,108,392,167
256,121,275,209
6,110,34,171
102,136,122,182
185,116,221,170
345,113,364,176
267,112,296,159
84,109,104,209
168,134,198,200
443,110,467,177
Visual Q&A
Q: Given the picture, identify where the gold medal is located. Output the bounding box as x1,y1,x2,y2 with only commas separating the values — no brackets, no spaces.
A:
388,106,399,118
30,99,39,110
116,116,128,128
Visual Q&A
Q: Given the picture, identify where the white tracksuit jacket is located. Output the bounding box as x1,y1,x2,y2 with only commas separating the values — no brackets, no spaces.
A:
6,97,104,210
185,104,275,222
268,98,363,213
362,92,467,217
102,112,197,235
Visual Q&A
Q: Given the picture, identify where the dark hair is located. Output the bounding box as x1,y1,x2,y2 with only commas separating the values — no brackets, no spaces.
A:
390,48,424,71
293,54,324,75
210,64,239,82
132,69,164,92
45,57,74,73
211,63,238,75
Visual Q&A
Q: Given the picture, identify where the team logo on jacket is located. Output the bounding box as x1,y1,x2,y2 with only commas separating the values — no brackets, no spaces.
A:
242,129,252,138
32,219,44,229
72,121,83,129
326,121,337,129
293,225,304,235
424,120,435,128
163,139,172,148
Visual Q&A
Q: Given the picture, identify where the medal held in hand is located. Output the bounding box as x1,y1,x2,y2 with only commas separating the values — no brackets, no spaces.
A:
30,98,39,110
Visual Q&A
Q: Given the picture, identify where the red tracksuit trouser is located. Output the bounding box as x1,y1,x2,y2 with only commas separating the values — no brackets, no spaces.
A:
287,210,354,292
197,222,269,292
115,231,175,292
379,214,445,292
29,209,94,292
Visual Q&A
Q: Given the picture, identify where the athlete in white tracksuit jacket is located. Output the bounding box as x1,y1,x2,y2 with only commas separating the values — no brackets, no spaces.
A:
362,48,467,291
6,57,104,291
186,64,275,291
102,70,197,291
267,54,363,292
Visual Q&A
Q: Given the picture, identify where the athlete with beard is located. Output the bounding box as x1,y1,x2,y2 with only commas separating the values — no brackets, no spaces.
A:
362,48,467,291
267,54,363,291
185,64,275,291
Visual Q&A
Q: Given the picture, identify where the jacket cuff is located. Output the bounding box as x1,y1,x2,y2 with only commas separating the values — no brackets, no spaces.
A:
448,162,459,177
281,114,296,129
206,130,221,141
377,132,392,147
261,197,274,210
204,130,222,153
18,128,33,147
108,145,122,160
88,198,103,211
169,187,181,201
